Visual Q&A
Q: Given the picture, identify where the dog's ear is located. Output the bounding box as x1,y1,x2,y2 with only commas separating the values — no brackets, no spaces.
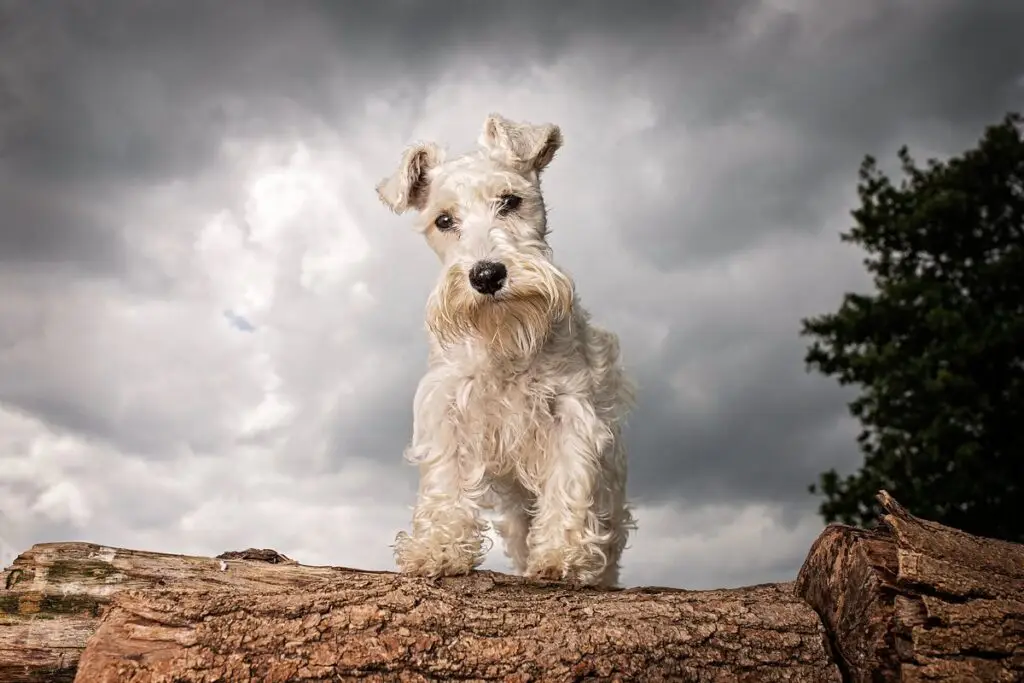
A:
478,113,563,174
375,141,445,214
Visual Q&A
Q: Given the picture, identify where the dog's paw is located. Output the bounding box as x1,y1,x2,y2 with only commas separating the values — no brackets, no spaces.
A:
393,531,481,578
525,565,565,582
526,546,606,587
525,547,573,583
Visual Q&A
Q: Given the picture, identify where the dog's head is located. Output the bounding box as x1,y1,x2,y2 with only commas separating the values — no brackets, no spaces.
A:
376,113,574,359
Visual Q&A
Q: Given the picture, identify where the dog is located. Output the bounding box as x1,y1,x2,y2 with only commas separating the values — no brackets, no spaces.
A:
375,113,636,588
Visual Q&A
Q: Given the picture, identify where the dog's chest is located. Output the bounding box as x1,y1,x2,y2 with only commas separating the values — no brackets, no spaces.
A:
444,362,557,472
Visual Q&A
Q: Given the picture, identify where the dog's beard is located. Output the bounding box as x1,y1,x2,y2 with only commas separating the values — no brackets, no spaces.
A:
425,255,574,359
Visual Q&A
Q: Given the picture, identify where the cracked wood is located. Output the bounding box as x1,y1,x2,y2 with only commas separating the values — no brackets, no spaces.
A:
796,491,1024,682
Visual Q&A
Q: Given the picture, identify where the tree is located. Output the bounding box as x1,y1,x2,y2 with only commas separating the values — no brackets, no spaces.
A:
801,112,1024,542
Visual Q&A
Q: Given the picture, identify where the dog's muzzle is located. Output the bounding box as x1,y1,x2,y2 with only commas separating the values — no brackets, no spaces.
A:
468,260,507,295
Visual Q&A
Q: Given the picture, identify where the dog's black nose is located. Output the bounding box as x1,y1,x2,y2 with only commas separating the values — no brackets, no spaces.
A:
468,260,507,295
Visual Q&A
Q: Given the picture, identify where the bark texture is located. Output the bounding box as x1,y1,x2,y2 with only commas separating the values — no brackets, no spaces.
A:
796,491,1024,682
73,573,837,682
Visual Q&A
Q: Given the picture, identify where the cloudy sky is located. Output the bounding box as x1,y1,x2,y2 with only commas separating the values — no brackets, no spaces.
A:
1,0,1022,589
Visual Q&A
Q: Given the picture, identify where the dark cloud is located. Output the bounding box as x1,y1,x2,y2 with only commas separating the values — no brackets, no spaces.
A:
763,1,1024,138
626,339,859,508
618,0,1024,267
0,0,754,179
0,178,128,273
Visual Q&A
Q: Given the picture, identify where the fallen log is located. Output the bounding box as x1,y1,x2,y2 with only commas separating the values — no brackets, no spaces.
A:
0,492,1020,681
796,491,1024,682
3,546,838,682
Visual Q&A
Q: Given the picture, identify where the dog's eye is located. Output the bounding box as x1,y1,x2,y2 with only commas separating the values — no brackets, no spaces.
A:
498,194,522,215
434,212,455,232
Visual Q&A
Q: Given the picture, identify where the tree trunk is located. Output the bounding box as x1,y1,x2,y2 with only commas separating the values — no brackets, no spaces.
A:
2,492,1022,682
796,491,1024,682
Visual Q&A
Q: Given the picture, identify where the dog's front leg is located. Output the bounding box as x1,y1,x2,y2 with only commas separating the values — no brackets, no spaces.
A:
393,446,489,578
526,395,620,587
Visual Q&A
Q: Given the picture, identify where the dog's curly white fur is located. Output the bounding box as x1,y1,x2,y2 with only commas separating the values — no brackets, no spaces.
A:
375,113,636,587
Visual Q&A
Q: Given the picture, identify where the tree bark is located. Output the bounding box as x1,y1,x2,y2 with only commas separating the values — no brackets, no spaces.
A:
73,573,837,682
796,491,1024,682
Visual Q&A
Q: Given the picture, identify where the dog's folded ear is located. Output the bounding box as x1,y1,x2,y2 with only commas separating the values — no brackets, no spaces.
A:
376,141,445,214
478,113,563,174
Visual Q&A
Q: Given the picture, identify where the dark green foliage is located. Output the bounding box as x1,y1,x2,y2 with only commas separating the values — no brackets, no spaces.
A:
801,113,1024,541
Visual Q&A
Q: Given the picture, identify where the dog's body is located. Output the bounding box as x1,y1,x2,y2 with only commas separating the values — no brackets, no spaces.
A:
376,114,635,587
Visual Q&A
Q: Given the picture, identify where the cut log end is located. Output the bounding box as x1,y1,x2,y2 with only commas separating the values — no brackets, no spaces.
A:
798,492,1024,682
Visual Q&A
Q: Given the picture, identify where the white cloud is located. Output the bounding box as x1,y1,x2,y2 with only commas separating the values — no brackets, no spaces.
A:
624,500,827,588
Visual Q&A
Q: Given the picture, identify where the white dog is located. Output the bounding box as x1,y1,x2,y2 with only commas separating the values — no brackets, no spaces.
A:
375,113,636,587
